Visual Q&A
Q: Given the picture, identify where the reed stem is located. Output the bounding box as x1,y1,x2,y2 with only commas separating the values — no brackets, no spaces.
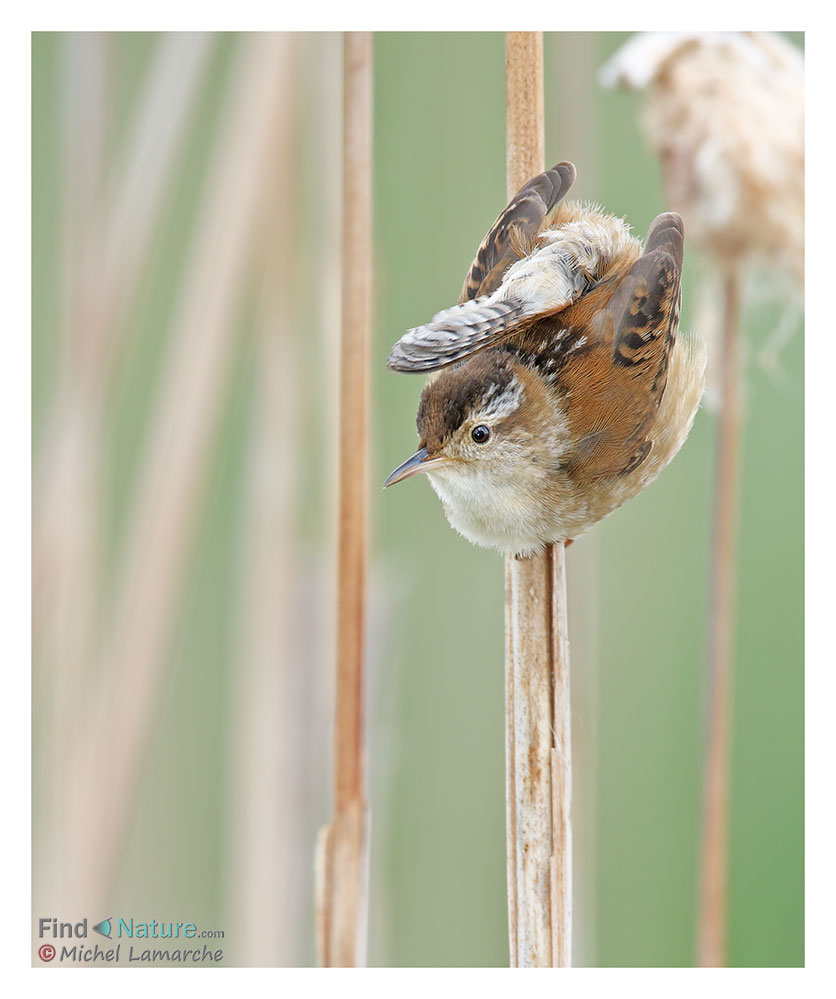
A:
315,30,372,969
504,31,572,968
698,268,743,967
230,35,301,966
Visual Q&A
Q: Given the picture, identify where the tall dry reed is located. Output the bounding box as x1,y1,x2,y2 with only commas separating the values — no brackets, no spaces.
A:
504,31,572,968
600,31,804,967
315,30,373,969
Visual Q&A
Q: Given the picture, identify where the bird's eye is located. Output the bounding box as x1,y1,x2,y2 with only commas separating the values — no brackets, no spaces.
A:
471,425,491,444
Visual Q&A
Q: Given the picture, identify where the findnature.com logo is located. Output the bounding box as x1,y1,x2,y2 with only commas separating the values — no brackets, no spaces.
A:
36,916,225,965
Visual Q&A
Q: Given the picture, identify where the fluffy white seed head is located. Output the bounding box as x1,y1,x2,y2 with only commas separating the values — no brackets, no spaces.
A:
601,32,804,287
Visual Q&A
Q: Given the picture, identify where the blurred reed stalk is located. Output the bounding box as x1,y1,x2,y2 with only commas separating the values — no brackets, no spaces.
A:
100,33,213,360
55,34,289,916
600,33,803,966
229,34,302,966
504,31,572,969
33,33,107,911
315,31,372,969
699,268,743,967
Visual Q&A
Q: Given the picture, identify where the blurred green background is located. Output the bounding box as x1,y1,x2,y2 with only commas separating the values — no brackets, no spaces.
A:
32,32,803,967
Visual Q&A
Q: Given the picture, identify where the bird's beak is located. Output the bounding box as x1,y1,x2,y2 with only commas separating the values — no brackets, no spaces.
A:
383,447,448,488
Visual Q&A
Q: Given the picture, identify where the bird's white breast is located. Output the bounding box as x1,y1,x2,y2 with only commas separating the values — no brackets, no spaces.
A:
426,464,556,557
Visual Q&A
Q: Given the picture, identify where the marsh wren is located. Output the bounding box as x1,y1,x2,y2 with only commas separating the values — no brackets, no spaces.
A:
384,162,705,557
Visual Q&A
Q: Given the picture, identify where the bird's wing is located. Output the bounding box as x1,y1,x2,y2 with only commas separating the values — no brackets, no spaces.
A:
560,212,684,479
387,163,580,374
460,161,577,301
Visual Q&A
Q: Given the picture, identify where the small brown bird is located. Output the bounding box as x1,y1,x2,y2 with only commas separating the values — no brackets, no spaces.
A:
384,162,705,557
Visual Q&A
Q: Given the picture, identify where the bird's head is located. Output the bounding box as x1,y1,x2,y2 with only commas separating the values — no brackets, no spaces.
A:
384,351,567,493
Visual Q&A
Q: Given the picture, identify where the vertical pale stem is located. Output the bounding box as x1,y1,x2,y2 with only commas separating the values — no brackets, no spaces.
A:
315,30,372,969
505,33,544,196
33,32,107,914
507,553,556,966
698,269,743,967
335,31,372,817
229,35,300,966
504,31,572,969
550,548,573,968
103,33,213,344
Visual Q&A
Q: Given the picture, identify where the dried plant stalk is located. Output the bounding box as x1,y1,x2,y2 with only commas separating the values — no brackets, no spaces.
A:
600,33,803,968
505,33,544,197
103,33,213,347
315,30,372,969
33,32,107,913
504,31,572,969
698,269,743,967
550,548,573,967
638,39,801,969
229,35,301,966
